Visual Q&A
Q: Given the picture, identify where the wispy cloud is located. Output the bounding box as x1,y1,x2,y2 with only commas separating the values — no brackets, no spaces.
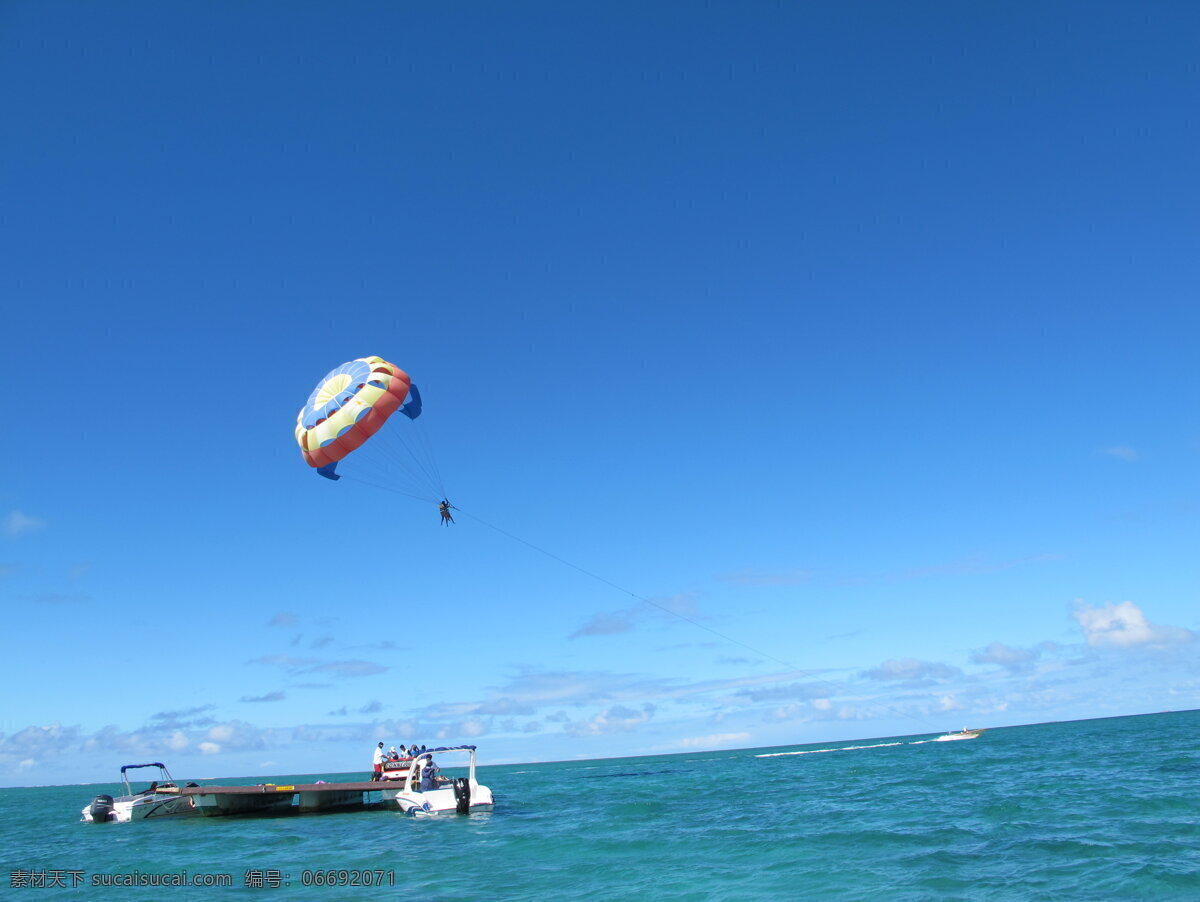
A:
249,654,388,677
28,592,88,604
826,629,865,640
734,682,828,703
571,611,635,638
328,700,384,716
346,640,403,652
1100,445,1139,462
4,511,45,538
882,554,1062,583
862,658,962,683
315,660,388,677
570,593,700,639
240,691,286,703
970,642,1041,673
1073,600,1193,648
268,612,297,627
715,568,813,587
149,705,218,730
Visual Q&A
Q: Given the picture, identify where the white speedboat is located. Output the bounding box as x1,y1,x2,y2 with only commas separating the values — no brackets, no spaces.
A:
935,727,986,742
81,763,199,823
380,745,494,816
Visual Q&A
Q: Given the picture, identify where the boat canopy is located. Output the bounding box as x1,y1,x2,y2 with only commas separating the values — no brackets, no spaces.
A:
121,763,168,774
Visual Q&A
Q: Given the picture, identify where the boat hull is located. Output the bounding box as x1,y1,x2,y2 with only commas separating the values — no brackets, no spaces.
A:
81,794,198,823
383,782,494,817
935,729,984,742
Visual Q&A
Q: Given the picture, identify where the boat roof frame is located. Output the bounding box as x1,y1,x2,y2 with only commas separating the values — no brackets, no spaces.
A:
119,762,175,796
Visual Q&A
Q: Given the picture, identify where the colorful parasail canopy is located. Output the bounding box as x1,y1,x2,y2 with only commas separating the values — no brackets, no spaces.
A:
295,356,422,480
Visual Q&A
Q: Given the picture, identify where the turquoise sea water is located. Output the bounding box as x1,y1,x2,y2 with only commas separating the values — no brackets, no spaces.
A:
2,710,1197,900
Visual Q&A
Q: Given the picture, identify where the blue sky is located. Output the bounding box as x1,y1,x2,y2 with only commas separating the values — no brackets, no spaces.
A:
2,1,1197,786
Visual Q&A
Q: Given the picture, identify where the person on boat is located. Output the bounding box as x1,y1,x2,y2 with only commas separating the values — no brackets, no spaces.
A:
388,746,399,761
419,755,441,792
438,500,455,525
371,742,385,781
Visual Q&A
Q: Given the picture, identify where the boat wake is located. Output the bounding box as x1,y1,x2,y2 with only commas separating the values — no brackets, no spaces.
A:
756,742,904,758
758,730,985,758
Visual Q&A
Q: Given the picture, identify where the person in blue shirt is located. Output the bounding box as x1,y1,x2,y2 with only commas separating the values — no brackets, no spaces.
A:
419,755,441,792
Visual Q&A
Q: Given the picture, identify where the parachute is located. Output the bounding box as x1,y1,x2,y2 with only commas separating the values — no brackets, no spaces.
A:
295,356,443,501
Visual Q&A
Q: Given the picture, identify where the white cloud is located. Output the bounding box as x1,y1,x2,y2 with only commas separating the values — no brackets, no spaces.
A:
201,720,273,751
0,723,80,760
769,703,807,721
4,511,45,538
461,718,488,738
1073,600,1193,648
564,704,655,736
198,742,221,755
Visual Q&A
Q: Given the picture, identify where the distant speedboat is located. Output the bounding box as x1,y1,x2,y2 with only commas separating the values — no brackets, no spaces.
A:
379,745,494,816
935,727,986,742
81,763,198,823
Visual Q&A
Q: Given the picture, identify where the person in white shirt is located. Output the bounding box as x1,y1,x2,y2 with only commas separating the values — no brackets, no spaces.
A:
371,742,385,781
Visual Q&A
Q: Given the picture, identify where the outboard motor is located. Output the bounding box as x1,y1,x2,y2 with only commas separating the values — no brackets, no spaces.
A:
89,795,115,823
452,777,471,814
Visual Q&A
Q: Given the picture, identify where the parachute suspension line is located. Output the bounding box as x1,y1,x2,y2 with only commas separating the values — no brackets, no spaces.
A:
452,506,948,735
410,418,446,499
378,413,445,500
368,429,443,500
337,473,440,504
336,454,441,503
311,429,439,501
